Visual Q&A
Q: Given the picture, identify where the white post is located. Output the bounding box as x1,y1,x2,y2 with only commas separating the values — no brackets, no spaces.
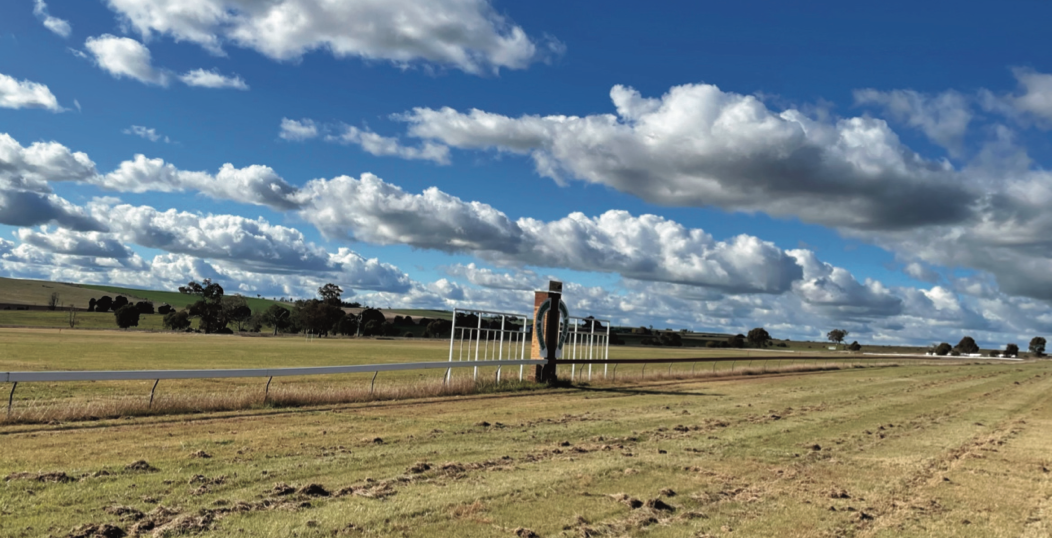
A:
474,313,481,381
588,322,594,381
519,316,527,381
497,315,505,383
571,318,578,380
446,308,457,384
604,323,610,379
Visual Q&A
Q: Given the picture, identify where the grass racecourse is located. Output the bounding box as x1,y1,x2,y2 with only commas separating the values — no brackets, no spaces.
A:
2,328,1051,537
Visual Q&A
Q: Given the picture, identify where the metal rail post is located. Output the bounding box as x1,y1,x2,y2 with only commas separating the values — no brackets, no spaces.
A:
370,371,378,394
497,315,505,383
604,325,610,379
264,376,273,404
7,382,16,417
149,379,159,408
473,314,482,381
446,308,457,384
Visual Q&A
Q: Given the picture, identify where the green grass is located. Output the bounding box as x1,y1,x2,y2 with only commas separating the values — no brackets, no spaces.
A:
0,276,109,309
77,283,291,312
1,354,1049,537
0,310,166,330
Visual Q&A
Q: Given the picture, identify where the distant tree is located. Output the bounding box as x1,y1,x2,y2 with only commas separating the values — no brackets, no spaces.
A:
346,301,361,308
157,304,173,315
293,299,345,336
1029,337,1046,357
334,315,358,336
424,319,452,338
950,349,961,357
827,329,848,349
187,281,227,333
222,296,253,332
363,319,382,336
727,334,746,348
163,310,191,331
88,298,96,312
956,336,979,354
847,341,862,352
659,332,683,347
135,301,155,315
935,342,952,356
260,304,292,335
318,283,343,306
114,304,140,329
178,279,207,295
47,292,60,311
112,296,130,311
1005,343,1020,357
94,296,113,313
747,327,772,348
705,340,720,348
358,308,386,335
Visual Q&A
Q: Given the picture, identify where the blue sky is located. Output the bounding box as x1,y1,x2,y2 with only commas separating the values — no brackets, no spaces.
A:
1,0,1051,347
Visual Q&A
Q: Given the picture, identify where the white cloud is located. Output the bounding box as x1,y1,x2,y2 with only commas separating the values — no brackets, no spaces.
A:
1007,68,1052,126
123,125,170,143
788,249,903,319
33,0,71,38
0,72,62,111
443,263,543,291
330,125,449,164
102,0,555,74
100,155,301,210
903,262,940,283
0,133,98,191
16,227,134,259
399,83,972,232
178,68,249,90
854,88,972,155
84,35,169,86
279,118,318,141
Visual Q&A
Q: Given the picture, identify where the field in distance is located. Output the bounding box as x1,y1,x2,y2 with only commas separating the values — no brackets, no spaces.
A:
1,354,1048,537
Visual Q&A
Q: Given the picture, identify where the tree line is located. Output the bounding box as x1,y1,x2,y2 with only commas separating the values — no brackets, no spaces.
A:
927,335,1045,358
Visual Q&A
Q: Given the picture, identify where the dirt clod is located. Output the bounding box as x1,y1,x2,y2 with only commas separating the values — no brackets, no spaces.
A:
646,499,675,512
189,450,212,459
830,488,850,499
408,462,432,474
271,483,296,495
104,506,144,522
659,488,676,497
124,460,157,472
298,484,330,497
68,523,125,538
513,527,539,538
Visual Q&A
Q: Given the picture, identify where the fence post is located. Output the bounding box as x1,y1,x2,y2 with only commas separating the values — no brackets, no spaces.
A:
264,376,273,404
641,363,646,378
7,382,16,418
370,371,378,394
447,308,457,384
731,360,736,372
668,363,673,376
149,379,159,409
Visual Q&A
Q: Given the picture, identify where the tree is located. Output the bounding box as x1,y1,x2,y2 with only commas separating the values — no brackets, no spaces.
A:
222,296,253,332
114,304,140,329
178,279,208,295
94,296,113,313
135,301,155,315
424,319,451,338
847,341,862,352
1005,343,1020,357
358,308,386,336
47,292,60,311
293,299,345,336
157,304,173,315
827,329,848,349
659,332,683,346
318,283,343,306
261,304,292,335
333,315,358,336
1029,337,1046,357
112,296,129,311
187,280,227,333
956,336,979,354
727,334,745,348
88,298,96,312
934,342,952,356
163,310,191,331
747,327,772,348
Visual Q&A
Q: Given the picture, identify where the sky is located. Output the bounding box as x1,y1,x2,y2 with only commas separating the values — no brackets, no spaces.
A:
1,0,1052,348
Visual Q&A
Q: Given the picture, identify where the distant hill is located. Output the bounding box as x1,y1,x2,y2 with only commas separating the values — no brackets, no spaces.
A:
76,284,291,312
0,276,122,309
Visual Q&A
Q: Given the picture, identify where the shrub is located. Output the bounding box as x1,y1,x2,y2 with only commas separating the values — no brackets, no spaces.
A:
1005,343,1019,357
135,301,155,315
934,342,952,356
112,296,130,311
956,336,979,354
404,331,415,338
157,304,172,315
847,341,862,351
94,296,113,313
163,310,192,331
114,304,140,329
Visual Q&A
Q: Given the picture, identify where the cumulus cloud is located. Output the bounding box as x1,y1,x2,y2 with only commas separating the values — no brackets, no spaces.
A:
123,125,170,143
854,88,972,155
103,0,556,74
16,227,134,259
0,191,105,232
0,133,97,191
788,249,903,319
296,173,522,252
1006,68,1052,126
100,155,301,210
0,72,62,111
443,263,543,291
399,83,973,232
329,125,450,164
178,68,248,90
279,118,318,141
903,262,940,283
33,0,71,38
85,34,169,85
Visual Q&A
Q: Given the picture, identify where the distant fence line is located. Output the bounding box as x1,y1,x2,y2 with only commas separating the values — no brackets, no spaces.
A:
3,353,969,416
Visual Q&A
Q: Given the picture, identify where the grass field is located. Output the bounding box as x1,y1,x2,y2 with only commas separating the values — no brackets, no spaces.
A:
1,352,1048,537
0,276,114,309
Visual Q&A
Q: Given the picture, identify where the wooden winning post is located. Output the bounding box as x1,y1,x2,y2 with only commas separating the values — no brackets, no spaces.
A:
532,281,565,384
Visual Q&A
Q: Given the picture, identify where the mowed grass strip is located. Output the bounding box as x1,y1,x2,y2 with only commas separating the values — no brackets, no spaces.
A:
2,360,1049,537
